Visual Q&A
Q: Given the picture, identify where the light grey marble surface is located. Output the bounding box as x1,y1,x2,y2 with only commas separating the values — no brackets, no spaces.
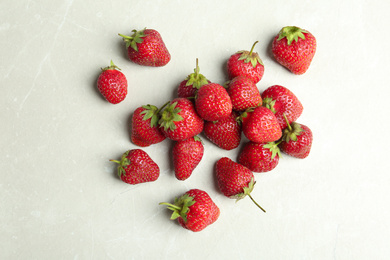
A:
1,0,390,259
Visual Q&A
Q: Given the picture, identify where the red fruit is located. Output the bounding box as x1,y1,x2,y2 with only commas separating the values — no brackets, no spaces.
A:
110,149,159,184
173,136,204,180
195,83,232,121
215,157,265,212
279,115,313,159
227,41,264,84
119,28,170,67
238,141,281,173
262,85,303,129
178,59,210,99
227,76,262,111
160,189,220,232
203,112,241,150
131,104,167,147
97,60,127,104
272,26,316,74
159,98,204,141
242,106,282,143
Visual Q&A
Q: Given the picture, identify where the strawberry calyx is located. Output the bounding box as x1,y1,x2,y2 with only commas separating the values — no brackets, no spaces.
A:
159,101,184,131
101,60,121,72
118,28,147,52
110,150,131,178
237,41,264,68
262,97,276,113
263,141,282,160
185,58,209,90
159,194,196,222
140,102,170,128
232,178,266,213
282,113,303,142
277,26,308,45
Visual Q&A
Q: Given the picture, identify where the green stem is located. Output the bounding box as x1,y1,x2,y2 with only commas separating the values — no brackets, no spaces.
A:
118,33,133,40
283,113,292,131
248,194,266,213
249,41,259,55
109,159,121,164
157,101,171,114
159,202,181,211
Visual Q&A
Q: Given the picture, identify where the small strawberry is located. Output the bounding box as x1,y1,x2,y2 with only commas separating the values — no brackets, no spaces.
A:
195,83,232,121
227,41,264,84
226,75,262,111
279,114,313,159
242,106,282,143
160,189,220,232
238,141,281,173
215,157,266,212
203,112,241,150
130,103,167,147
110,149,160,184
97,60,127,104
159,98,204,141
177,59,210,99
172,136,204,181
262,85,303,129
272,26,316,74
119,28,170,67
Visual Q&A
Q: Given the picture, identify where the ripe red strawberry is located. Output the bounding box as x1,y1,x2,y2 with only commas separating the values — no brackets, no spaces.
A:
227,75,262,111
215,157,265,212
262,85,303,129
172,136,204,180
238,141,281,173
203,112,241,150
159,98,204,141
131,104,167,147
227,41,264,84
119,28,170,67
97,60,127,104
110,149,160,184
178,59,210,99
242,106,282,143
195,83,232,121
272,26,316,74
160,189,220,232
279,115,313,159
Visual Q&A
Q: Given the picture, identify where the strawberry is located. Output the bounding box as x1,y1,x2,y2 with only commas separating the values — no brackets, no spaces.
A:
97,60,127,104
279,114,313,159
226,75,262,111
241,106,282,143
159,98,204,141
195,83,232,121
130,103,167,147
272,26,316,74
177,59,210,99
110,149,159,184
262,85,303,129
172,136,204,180
119,28,170,67
215,157,266,212
203,112,241,150
160,189,220,232
226,41,264,84
238,141,281,173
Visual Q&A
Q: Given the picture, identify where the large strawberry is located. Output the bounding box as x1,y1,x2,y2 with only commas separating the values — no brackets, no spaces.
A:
172,136,204,180
177,59,210,99
159,98,204,141
226,75,262,111
241,106,282,143
215,157,266,212
160,189,220,232
226,41,264,84
97,60,127,104
203,112,241,150
110,149,159,184
119,28,170,67
195,83,232,121
261,85,303,129
131,104,167,147
238,141,281,173
272,26,316,74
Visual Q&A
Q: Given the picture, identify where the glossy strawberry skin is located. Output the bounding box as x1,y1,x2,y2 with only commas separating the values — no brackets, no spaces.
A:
227,53,264,84
173,136,204,180
195,83,232,121
238,142,279,173
203,112,241,150
261,85,303,129
227,76,262,111
280,123,313,158
97,68,127,104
